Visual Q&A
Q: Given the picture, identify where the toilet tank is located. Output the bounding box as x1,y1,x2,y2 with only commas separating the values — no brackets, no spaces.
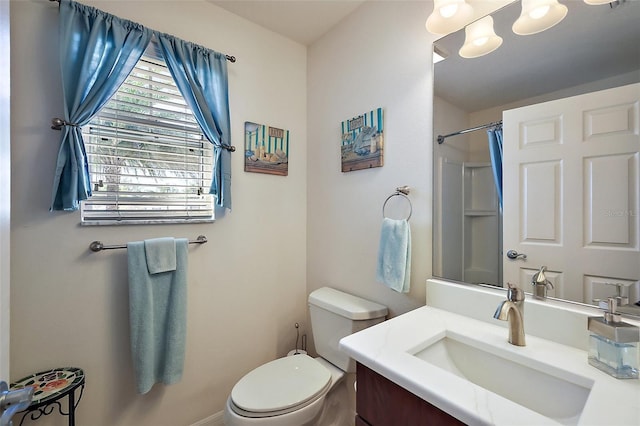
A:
308,287,387,373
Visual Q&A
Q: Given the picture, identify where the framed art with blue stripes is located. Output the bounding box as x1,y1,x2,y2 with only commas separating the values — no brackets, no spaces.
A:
244,121,290,176
341,107,384,172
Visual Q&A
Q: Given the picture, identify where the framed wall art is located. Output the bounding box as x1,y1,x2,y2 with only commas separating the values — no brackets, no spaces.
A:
340,107,384,172
244,121,289,176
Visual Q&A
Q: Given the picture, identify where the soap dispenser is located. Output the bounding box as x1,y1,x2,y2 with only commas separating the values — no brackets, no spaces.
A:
588,297,639,379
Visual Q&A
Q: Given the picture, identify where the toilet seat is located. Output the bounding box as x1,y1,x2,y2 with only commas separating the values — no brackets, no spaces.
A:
230,354,331,418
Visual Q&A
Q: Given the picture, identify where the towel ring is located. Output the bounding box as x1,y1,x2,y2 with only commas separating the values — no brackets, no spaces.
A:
382,189,412,221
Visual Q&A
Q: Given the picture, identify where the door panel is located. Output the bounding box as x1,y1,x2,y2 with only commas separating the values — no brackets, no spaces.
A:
585,153,638,246
520,160,561,243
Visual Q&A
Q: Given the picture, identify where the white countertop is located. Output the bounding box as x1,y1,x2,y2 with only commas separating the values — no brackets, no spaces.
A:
339,305,640,425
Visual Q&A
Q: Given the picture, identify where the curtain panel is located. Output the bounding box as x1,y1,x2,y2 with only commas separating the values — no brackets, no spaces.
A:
158,34,232,210
51,0,152,211
487,128,503,209
50,0,232,211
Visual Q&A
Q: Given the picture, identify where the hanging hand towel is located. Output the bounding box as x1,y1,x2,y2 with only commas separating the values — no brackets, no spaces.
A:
376,218,411,293
127,238,188,394
144,237,177,274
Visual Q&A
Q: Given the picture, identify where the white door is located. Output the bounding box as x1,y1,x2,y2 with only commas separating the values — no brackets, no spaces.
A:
503,84,640,304
0,0,10,380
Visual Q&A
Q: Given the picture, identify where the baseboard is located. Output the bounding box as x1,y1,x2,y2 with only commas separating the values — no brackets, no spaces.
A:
190,411,225,426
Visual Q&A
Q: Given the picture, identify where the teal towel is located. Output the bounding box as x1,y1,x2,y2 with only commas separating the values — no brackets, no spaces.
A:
144,237,176,274
376,218,411,293
127,238,188,394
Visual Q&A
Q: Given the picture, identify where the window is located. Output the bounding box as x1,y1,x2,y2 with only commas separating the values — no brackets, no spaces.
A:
81,50,214,225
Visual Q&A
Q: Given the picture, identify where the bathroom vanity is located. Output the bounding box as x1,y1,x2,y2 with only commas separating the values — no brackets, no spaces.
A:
340,280,640,425
355,362,462,425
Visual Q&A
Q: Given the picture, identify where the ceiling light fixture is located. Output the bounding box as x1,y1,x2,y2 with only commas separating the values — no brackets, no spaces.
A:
512,0,568,35
426,0,474,35
459,16,503,58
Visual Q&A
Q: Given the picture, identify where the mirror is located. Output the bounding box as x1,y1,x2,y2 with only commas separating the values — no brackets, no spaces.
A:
432,0,640,314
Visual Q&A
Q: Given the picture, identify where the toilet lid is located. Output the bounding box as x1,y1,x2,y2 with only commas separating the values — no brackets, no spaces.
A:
231,354,331,414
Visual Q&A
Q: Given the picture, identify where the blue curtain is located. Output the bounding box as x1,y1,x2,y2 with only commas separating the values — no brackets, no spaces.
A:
51,0,152,211
158,34,233,210
487,128,503,209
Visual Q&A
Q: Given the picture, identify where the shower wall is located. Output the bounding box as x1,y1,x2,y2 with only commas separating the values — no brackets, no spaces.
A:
433,97,501,285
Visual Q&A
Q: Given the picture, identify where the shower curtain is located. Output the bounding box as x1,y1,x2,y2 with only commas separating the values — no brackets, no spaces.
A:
487,128,503,209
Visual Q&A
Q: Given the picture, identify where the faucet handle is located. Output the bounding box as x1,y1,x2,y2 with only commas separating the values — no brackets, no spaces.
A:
506,283,524,302
532,266,547,284
604,297,623,323
531,266,554,292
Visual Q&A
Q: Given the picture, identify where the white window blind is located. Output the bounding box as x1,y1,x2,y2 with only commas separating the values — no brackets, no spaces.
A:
81,54,214,225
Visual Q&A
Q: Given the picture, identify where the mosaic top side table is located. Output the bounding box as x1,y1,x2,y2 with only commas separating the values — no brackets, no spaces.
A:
10,367,85,426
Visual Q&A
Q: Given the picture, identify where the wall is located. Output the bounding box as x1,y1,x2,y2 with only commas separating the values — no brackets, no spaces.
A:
10,1,307,425
307,1,439,317
433,96,501,286
433,96,469,280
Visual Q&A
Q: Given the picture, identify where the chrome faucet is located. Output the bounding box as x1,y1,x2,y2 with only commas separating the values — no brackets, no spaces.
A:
1,381,33,426
531,266,554,300
493,284,526,346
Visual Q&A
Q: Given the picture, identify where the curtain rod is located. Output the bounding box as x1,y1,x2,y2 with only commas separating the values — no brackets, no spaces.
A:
437,120,502,145
89,235,208,252
49,0,236,63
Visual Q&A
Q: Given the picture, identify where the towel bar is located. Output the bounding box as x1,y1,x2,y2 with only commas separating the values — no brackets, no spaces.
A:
89,235,208,252
382,187,412,221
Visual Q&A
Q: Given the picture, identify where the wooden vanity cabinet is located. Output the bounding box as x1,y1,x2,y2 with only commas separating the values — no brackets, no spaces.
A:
355,362,465,426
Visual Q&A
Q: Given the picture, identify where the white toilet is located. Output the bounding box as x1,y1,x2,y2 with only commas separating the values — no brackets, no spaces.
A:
224,287,388,426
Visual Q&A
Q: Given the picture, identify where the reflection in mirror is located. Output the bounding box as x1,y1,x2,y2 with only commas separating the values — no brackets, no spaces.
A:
432,0,640,315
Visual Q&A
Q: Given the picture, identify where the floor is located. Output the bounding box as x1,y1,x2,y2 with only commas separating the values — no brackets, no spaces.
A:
313,373,356,426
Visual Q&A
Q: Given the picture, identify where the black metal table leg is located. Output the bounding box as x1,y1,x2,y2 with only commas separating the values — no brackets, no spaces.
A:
68,388,75,426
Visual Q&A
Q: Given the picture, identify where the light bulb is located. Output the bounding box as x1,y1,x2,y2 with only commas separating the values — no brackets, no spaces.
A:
513,0,567,35
440,4,459,18
459,16,503,59
425,0,474,35
529,5,550,19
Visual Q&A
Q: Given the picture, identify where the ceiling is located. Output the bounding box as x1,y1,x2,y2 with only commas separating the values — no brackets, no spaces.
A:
208,0,366,45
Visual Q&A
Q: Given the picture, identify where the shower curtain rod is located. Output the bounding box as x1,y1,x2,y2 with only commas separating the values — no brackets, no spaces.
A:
437,120,502,145
48,0,237,63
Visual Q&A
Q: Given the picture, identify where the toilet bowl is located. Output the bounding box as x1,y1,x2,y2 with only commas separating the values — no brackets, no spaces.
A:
224,356,343,426
224,287,387,426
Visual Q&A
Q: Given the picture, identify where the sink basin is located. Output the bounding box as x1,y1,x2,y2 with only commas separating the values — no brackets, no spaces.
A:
413,332,594,425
